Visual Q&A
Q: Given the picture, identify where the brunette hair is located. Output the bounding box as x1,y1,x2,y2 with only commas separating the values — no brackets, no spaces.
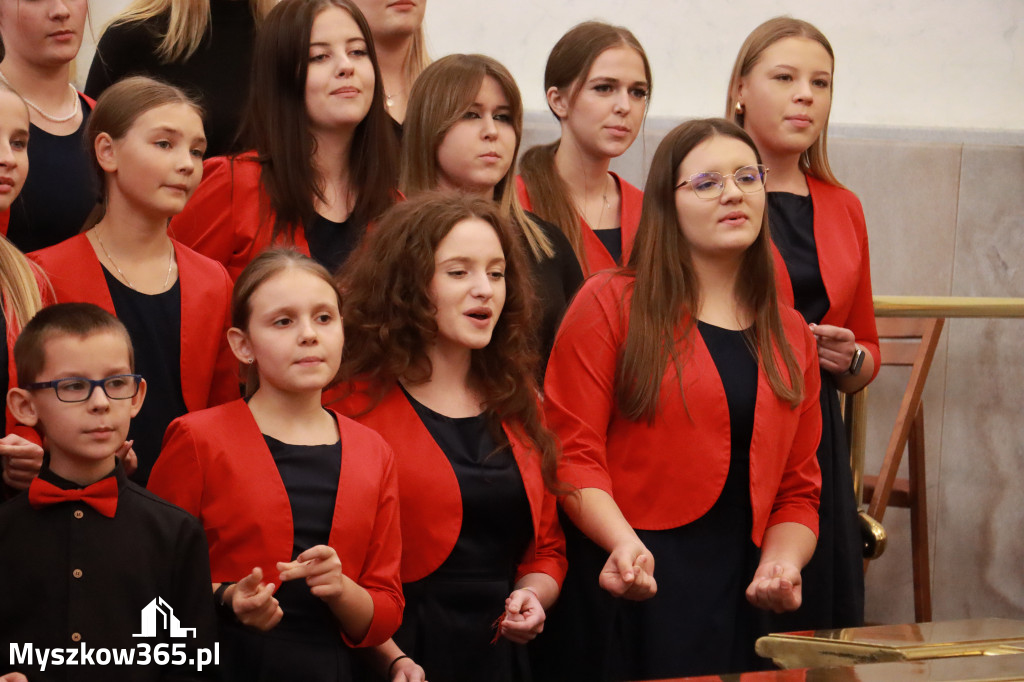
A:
0,85,46,339
14,303,134,386
726,16,841,187
231,248,342,397
518,21,651,274
339,191,560,492
401,53,552,260
240,0,399,246
84,76,204,228
100,0,274,64
619,118,803,421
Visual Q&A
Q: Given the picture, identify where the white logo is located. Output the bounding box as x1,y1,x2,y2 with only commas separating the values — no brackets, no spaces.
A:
132,597,196,639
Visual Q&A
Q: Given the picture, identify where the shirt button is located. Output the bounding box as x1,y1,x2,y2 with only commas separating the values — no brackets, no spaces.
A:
74,510,84,519
71,632,81,642
72,569,83,579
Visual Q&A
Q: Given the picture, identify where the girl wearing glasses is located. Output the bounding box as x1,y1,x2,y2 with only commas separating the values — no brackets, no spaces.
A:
169,0,399,280
400,53,583,375
542,118,822,679
29,77,237,485
727,17,879,630
0,84,50,492
517,21,651,276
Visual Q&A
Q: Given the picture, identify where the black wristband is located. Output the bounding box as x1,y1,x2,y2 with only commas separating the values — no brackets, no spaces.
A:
387,655,410,679
214,582,235,618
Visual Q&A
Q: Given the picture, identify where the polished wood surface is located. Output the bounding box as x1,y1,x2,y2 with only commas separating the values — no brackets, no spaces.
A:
755,618,1024,670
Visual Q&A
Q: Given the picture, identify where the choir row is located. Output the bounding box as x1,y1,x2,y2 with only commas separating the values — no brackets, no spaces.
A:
0,2,878,680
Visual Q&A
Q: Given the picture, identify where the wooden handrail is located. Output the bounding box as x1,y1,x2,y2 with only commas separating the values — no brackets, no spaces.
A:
874,295,1024,318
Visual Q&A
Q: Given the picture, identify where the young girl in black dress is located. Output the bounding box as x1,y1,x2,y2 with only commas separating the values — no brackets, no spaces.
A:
400,53,583,373
330,192,565,682
30,76,237,484
727,17,880,630
150,249,403,682
542,118,823,679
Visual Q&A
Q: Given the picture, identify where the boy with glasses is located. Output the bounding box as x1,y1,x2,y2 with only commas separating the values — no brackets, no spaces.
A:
1,303,216,681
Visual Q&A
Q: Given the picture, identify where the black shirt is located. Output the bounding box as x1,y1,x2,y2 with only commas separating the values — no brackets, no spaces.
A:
594,226,623,266
102,268,188,485
263,434,342,635
768,192,830,325
0,460,218,681
306,213,362,275
85,0,256,157
6,98,97,253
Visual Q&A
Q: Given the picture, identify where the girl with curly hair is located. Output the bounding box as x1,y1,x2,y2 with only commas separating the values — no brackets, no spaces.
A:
328,191,565,682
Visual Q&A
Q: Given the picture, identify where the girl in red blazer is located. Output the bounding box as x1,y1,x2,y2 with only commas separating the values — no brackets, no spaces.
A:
728,17,880,630
169,0,399,279
149,249,403,682
29,77,237,485
516,21,651,276
0,85,47,492
330,193,566,682
542,119,823,680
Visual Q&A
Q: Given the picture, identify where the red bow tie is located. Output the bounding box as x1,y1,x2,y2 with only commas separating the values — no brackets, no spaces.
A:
28,476,119,518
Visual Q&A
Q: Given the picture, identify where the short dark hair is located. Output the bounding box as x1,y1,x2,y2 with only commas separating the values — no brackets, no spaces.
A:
14,303,135,385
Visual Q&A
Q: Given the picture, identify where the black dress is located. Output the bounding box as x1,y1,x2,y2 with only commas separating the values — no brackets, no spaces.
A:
220,435,354,682
766,192,865,630
103,268,188,485
524,213,584,377
399,390,534,682
532,322,763,681
5,97,97,252
85,0,256,157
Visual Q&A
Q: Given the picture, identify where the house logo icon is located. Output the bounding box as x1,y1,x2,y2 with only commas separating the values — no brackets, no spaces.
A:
132,597,196,638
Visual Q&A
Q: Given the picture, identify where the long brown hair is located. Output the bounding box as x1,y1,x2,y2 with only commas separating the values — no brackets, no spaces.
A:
726,16,841,187
518,21,651,274
84,76,204,229
231,249,342,397
618,118,803,421
339,192,560,493
401,53,552,260
240,0,399,245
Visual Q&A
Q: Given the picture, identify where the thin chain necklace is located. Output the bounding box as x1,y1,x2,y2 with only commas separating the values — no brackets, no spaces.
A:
95,228,176,292
577,173,611,229
0,69,80,123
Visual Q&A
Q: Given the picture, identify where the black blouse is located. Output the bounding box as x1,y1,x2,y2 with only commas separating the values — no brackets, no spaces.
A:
264,434,342,634
768,192,829,325
306,214,362,275
102,268,187,485
6,98,97,252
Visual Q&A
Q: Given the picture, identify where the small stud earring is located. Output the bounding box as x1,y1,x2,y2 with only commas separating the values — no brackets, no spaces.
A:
735,101,744,116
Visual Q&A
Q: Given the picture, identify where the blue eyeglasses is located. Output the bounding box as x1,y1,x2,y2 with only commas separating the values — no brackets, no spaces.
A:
23,374,143,403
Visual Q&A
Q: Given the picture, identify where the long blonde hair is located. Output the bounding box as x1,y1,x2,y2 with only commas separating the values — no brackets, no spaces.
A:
725,16,842,187
0,85,46,337
401,54,552,260
103,0,275,63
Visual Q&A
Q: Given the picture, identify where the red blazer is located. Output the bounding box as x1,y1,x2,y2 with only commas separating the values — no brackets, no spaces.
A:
516,173,642,276
148,400,403,647
328,384,567,586
772,176,881,382
169,152,311,280
0,209,8,237
28,233,238,411
544,273,822,543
